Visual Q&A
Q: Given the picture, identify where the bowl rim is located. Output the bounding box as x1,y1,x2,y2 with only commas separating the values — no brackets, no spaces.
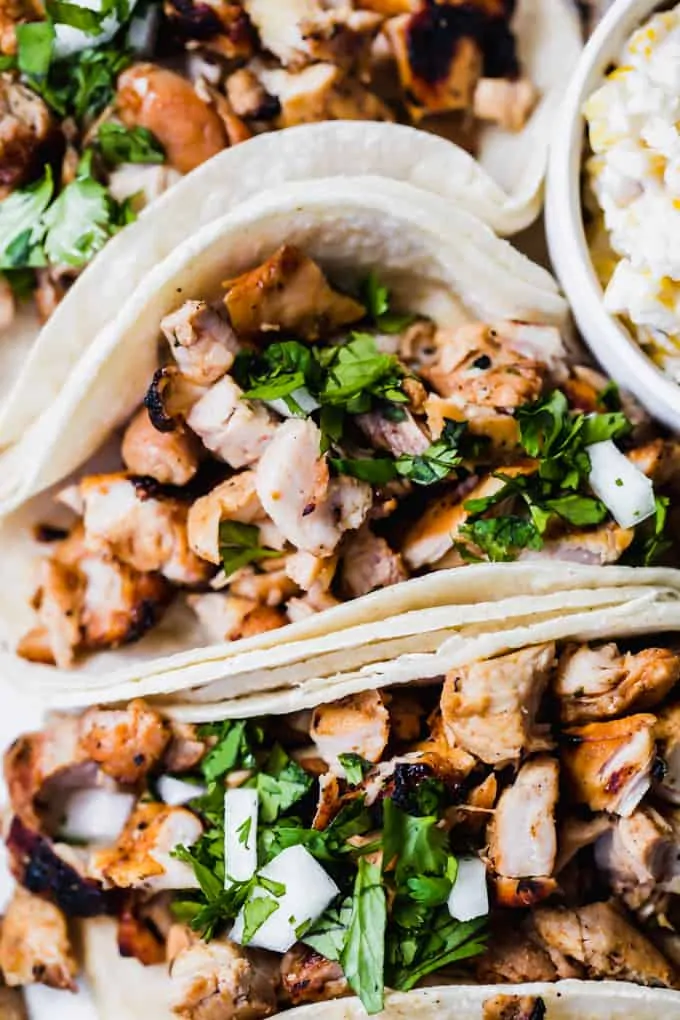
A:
545,0,680,431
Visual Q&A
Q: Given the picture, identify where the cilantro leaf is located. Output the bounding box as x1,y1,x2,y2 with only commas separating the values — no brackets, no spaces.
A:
201,721,253,783
383,799,449,888
241,895,279,945
461,516,543,562
303,897,353,961
46,0,105,33
330,456,398,485
361,271,414,334
97,122,165,165
252,745,313,823
0,169,52,270
341,856,386,1015
544,492,607,526
338,753,371,786
218,521,280,579
16,21,55,77
387,909,487,991
624,495,672,566
236,341,316,403
319,334,406,412
395,420,481,486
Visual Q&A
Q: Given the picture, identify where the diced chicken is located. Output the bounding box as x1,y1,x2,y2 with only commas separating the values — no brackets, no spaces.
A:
0,888,76,990
223,245,365,340
193,77,254,146
4,714,83,829
285,549,337,593
117,64,227,174
243,0,380,69
520,523,634,566
78,700,171,785
164,722,208,774
355,408,430,457
561,714,657,816
340,525,407,598
28,558,83,670
286,589,340,622
144,366,211,433
312,771,343,831
80,474,211,585
488,757,559,880
555,815,612,873
482,994,547,1020
169,934,278,1019
188,593,286,641
311,691,389,770
0,0,42,56
422,322,547,408
225,68,280,119
425,395,519,453
280,944,348,1006
0,74,52,194
121,408,201,487
164,0,255,61
160,300,239,387
554,643,680,724
628,438,680,486
473,77,538,131
256,419,371,556
655,703,680,804
91,803,202,892
187,376,278,469
230,565,298,606
494,876,558,910
532,902,676,986
187,472,265,566
402,464,535,569
595,807,676,911
441,643,555,766
255,61,394,128
117,898,166,966
475,923,574,984
385,12,482,121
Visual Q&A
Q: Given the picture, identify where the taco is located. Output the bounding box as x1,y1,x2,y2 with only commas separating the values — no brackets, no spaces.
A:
5,599,680,1017
1,175,680,693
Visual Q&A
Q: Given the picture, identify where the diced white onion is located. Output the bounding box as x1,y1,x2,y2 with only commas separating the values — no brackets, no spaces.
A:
447,856,489,922
54,0,138,58
224,788,259,888
157,775,206,808
231,845,338,953
266,388,321,419
60,789,135,844
587,439,656,529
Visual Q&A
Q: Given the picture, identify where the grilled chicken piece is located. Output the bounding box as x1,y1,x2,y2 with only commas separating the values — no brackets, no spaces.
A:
532,902,676,986
385,11,482,121
164,722,208,773
0,74,52,194
4,715,83,829
223,245,364,340
422,322,548,407
655,704,680,804
243,0,379,69
280,945,348,1006
561,714,657,817
80,474,211,585
256,419,371,556
311,691,389,770
340,525,407,598
225,68,280,119
482,994,546,1020
164,0,255,61
188,593,286,641
117,64,227,174
285,549,337,593
488,757,559,882
117,897,166,966
554,643,680,724
187,472,265,565
187,376,278,470
555,814,612,873
473,77,538,131
595,807,676,911
475,925,571,984
425,395,519,453
521,522,635,566
628,438,680,485
78,700,170,785
144,365,210,433
355,408,429,457
402,464,535,569
160,300,239,387
230,565,298,606
441,643,555,766
170,934,278,1019
91,803,202,892
121,409,201,487
286,589,341,621
0,888,76,990
255,61,394,127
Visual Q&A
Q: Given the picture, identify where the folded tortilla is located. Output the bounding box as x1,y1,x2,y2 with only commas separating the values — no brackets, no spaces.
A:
0,0,582,455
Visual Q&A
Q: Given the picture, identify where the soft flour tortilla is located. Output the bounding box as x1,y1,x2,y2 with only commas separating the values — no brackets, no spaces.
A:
0,0,582,453
0,174,567,518
82,915,680,1019
160,589,680,722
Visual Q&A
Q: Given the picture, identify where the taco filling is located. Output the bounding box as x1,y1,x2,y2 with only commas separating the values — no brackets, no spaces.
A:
4,636,680,1014
17,245,680,668
0,0,538,326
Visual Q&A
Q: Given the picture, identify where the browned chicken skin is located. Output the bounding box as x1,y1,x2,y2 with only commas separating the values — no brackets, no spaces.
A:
0,887,76,991
78,700,171,785
482,994,546,1020
279,944,348,1006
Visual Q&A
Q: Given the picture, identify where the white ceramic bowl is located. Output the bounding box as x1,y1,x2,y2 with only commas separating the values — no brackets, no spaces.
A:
546,0,680,432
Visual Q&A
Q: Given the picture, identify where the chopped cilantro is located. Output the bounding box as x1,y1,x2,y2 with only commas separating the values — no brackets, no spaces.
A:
16,21,55,78
460,516,542,562
330,456,397,485
341,856,387,1015
97,122,165,165
249,745,313,824
237,816,253,848
361,270,414,334
338,753,372,786
319,333,406,412
218,520,280,579
42,152,121,267
303,897,353,961
387,909,487,991
46,0,105,33
199,719,259,782
0,169,52,270
241,895,279,944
